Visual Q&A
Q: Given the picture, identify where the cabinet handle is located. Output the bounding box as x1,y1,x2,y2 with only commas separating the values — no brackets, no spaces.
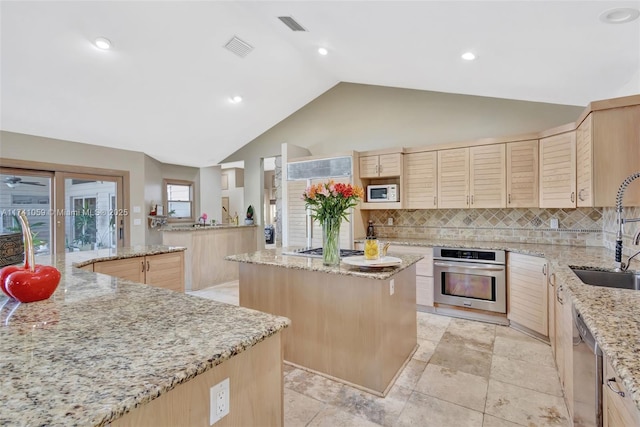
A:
556,282,563,304
466,195,469,205
147,260,150,271
141,261,145,272
549,272,556,287
433,196,437,206
471,195,474,205
542,264,547,275
571,192,575,203
508,194,511,204
606,377,626,397
578,189,584,201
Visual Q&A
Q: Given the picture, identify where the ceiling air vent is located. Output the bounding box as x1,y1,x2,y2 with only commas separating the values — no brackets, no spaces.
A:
278,16,307,32
224,36,254,58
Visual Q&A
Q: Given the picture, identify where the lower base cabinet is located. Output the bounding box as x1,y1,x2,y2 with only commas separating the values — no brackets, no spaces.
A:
603,355,640,427
92,252,185,292
507,253,548,337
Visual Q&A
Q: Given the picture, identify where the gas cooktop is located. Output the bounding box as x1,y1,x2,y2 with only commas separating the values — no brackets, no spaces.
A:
284,247,364,258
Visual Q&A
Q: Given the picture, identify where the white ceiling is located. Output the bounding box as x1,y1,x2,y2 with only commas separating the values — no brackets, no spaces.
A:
1,1,639,168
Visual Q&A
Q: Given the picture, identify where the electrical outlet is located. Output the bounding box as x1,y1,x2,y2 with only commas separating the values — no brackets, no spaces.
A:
387,217,393,226
389,279,395,295
210,378,230,425
550,218,559,229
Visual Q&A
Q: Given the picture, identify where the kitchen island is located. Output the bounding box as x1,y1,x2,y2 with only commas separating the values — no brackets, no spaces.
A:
226,248,422,396
0,247,290,426
161,224,257,291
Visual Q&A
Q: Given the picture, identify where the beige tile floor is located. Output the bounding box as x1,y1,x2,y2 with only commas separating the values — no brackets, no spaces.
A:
190,282,571,427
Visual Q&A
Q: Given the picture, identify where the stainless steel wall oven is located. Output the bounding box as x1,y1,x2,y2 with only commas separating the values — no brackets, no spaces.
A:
433,247,507,314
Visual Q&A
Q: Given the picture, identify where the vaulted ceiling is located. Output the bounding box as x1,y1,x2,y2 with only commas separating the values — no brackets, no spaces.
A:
1,1,638,167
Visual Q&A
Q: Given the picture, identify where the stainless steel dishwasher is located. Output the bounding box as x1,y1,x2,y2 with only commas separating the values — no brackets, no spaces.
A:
572,303,603,427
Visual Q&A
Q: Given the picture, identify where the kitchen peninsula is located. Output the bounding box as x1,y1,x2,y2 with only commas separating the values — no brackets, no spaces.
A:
161,224,257,291
0,247,289,426
226,249,422,396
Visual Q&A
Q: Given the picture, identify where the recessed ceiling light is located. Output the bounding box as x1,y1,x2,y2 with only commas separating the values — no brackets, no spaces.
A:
599,8,640,24
94,37,111,50
461,52,476,61
318,47,328,56
229,95,243,103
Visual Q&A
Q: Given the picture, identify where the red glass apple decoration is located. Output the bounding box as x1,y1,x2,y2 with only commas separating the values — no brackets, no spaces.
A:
0,211,60,303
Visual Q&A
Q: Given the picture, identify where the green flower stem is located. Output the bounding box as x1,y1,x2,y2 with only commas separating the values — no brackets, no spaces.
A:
322,216,341,266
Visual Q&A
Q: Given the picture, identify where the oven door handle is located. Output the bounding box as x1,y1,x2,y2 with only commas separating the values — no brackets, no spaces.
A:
433,261,504,271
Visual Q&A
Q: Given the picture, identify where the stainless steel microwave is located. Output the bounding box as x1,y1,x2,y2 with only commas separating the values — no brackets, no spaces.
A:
367,184,399,202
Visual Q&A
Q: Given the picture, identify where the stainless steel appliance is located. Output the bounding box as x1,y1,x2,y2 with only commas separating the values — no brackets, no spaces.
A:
573,303,603,427
433,247,506,314
283,247,363,258
367,184,399,202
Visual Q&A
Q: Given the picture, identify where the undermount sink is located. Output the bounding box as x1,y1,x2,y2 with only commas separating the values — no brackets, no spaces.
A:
570,266,640,290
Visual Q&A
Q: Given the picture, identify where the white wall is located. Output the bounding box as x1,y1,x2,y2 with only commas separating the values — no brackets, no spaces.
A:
199,165,222,224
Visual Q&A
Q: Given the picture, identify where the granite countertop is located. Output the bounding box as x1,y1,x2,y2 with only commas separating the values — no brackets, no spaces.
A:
0,248,290,426
225,248,423,280
59,244,187,268
160,224,256,232
358,237,640,412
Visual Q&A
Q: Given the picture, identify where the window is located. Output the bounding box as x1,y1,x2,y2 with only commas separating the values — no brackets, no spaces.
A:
164,179,194,221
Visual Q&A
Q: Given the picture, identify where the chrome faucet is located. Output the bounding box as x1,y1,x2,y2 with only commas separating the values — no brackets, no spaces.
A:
615,172,640,271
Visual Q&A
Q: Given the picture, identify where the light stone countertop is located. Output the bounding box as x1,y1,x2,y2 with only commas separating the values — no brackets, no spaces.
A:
160,224,257,232
225,248,424,280
358,237,640,412
0,246,290,426
60,244,187,268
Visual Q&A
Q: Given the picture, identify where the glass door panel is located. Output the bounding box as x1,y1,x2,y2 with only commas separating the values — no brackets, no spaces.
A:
0,169,53,255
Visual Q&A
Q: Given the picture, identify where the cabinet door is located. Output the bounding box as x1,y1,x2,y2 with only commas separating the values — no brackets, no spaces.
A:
562,287,574,419
539,132,576,208
359,155,379,178
145,252,184,292
506,140,539,208
469,144,506,208
377,153,402,177
603,356,640,427
94,257,145,283
388,245,434,307
507,253,548,336
547,265,556,356
555,286,565,388
404,152,438,209
437,148,469,208
576,114,593,207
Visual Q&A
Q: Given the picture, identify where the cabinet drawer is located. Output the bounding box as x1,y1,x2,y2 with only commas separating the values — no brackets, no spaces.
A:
416,275,434,307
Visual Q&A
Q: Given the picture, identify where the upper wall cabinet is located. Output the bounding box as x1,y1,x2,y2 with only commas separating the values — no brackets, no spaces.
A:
539,131,576,208
437,145,506,209
404,151,438,209
506,140,539,208
359,153,402,178
469,144,506,208
576,106,640,207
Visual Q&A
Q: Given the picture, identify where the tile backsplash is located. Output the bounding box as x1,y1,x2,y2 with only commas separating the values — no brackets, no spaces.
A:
368,207,605,248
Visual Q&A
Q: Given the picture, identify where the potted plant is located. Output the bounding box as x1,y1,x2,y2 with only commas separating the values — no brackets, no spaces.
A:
245,205,254,225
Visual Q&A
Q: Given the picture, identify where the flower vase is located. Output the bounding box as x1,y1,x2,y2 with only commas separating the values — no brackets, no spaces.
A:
322,217,341,266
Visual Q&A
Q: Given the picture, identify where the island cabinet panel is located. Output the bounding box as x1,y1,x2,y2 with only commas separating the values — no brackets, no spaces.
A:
507,253,548,337
239,263,417,396
403,151,438,209
144,252,184,293
111,332,284,427
539,131,576,208
469,144,506,208
93,256,145,283
506,139,539,208
437,148,470,208
92,252,185,292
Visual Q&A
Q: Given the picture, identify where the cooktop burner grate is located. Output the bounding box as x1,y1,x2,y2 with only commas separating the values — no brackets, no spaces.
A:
286,247,364,258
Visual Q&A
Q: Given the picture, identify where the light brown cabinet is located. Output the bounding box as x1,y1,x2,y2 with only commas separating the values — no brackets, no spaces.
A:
359,153,402,178
507,253,548,337
403,151,438,209
539,131,576,208
506,139,539,207
575,106,640,207
556,285,574,419
93,252,185,292
437,145,506,209
603,355,640,427
391,245,434,307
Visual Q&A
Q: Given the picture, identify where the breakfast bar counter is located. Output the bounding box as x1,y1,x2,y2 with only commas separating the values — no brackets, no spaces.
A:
0,248,290,426
226,248,422,396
